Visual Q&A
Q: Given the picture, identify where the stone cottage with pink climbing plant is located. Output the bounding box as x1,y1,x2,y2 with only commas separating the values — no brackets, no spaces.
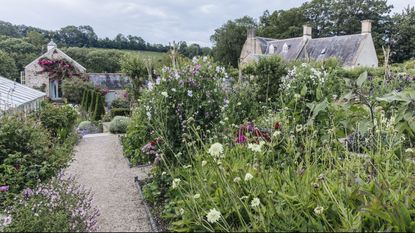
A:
23,40,87,101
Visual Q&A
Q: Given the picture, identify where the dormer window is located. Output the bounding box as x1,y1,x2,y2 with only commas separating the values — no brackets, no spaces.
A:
282,43,289,53
269,45,275,54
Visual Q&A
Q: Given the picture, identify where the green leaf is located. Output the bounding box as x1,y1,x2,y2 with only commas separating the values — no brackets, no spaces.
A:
356,71,368,88
300,85,308,96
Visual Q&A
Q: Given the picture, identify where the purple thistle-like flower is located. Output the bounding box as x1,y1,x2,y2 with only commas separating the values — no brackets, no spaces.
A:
3,215,12,226
23,188,34,198
0,185,9,192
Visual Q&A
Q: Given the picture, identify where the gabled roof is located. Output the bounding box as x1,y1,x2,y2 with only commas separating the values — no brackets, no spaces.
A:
25,47,86,72
0,76,46,111
88,73,131,90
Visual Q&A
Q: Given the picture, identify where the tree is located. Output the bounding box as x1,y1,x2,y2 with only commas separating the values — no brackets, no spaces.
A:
258,7,306,39
84,50,123,73
25,30,46,51
0,50,18,79
390,6,415,62
120,54,149,100
210,16,257,67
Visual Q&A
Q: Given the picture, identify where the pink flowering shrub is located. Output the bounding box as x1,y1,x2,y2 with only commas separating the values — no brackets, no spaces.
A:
37,58,81,80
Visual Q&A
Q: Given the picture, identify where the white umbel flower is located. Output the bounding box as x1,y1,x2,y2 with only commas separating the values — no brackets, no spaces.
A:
172,178,181,189
208,143,224,157
206,208,221,223
161,91,168,97
314,206,324,215
405,148,414,153
233,177,241,183
251,197,261,207
244,173,253,181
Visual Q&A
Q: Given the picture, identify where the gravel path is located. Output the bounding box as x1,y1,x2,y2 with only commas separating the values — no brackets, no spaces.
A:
66,133,152,232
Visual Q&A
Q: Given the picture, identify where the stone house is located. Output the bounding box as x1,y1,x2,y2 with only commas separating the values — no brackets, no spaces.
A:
240,20,378,68
23,41,130,105
23,40,86,100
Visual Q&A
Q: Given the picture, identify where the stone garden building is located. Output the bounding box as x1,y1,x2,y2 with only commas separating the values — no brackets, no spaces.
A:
240,20,379,68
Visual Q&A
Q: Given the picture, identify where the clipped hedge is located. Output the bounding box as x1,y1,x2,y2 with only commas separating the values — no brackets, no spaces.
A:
110,108,131,118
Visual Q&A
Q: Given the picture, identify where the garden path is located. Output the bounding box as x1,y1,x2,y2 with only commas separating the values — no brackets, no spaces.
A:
65,133,152,232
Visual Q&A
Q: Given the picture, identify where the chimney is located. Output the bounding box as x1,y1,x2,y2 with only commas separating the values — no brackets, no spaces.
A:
247,28,256,38
47,40,57,51
303,25,312,40
361,20,373,34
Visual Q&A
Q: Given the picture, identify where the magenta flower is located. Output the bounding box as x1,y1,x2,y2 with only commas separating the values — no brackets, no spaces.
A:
235,134,247,144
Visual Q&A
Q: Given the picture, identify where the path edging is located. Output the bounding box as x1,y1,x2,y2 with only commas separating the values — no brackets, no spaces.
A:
134,176,159,232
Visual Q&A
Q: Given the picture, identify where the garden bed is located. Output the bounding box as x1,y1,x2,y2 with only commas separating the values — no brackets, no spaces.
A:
134,177,168,232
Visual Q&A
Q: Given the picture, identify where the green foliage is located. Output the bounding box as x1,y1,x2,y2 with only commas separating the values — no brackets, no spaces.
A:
110,98,129,109
120,53,149,99
62,77,93,104
92,93,105,121
391,6,415,62
210,16,257,67
36,102,78,141
109,116,130,134
88,89,96,113
0,50,18,79
110,108,131,118
244,56,288,102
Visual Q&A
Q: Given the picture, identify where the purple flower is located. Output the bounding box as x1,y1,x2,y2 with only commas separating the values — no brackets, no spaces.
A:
3,215,12,226
0,185,9,192
247,122,255,133
235,134,247,144
23,188,34,198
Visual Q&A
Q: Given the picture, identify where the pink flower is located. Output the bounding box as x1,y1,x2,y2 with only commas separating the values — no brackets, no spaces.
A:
0,185,9,192
235,134,247,144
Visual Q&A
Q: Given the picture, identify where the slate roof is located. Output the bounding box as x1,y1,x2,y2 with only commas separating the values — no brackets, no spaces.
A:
88,73,131,90
252,33,369,66
0,76,46,112
298,34,367,66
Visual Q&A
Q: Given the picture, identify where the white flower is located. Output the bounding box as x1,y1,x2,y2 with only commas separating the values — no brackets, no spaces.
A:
233,177,241,183
405,148,414,153
161,91,168,98
237,102,242,106
206,208,221,223
273,131,281,137
248,143,262,153
295,124,303,132
244,173,253,181
314,206,324,215
193,193,201,199
294,93,301,99
217,160,222,165
267,190,273,194
208,143,224,158
202,160,207,167
161,172,167,176
192,57,198,64
146,111,152,120
251,197,261,207
183,165,192,169
203,56,208,62
187,90,193,97
171,88,176,92
172,178,181,189
179,208,185,215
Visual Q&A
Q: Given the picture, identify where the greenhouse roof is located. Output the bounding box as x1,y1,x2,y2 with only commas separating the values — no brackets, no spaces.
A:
0,76,46,112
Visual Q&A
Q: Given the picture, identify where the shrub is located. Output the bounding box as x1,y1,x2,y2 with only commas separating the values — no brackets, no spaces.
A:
62,77,93,104
122,57,227,165
110,108,131,118
109,116,130,134
243,56,287,102
92,93,105,121
77,121,101,135
2,173,99,232
110,98,129,109
36,102,78,141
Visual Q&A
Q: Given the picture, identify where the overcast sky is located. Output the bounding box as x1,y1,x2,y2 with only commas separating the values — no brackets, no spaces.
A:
0,0,412,47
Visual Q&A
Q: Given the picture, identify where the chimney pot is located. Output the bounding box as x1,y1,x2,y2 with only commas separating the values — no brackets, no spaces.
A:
303,25,312,40
361,20,373,34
